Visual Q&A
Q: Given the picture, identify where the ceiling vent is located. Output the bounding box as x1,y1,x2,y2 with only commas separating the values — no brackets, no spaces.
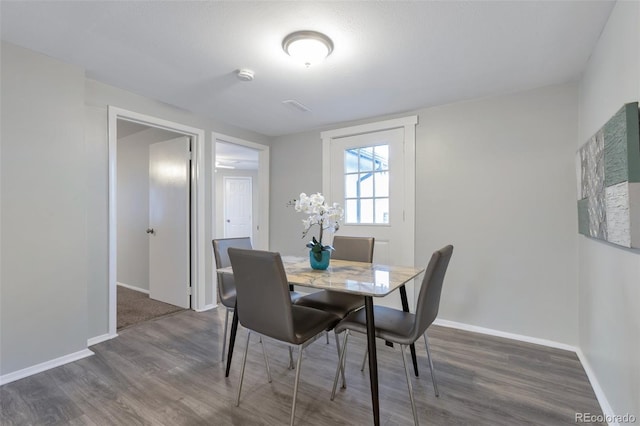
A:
236,69,255,81
282,99,311,112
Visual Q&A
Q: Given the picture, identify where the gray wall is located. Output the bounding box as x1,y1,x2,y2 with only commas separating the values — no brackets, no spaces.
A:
1,42,88,374
117,128,182,291
271,82,580,345
0,41,273,378
578,0,640,418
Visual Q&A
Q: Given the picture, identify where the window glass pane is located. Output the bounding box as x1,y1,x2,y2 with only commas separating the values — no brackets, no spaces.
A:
360,199,374,223
360,173,374,198
345,174,359,198
374,145,389,171
345,199,358,223
345,149,359,173
375,198,389,224
374,171,389,197
359,147,374,172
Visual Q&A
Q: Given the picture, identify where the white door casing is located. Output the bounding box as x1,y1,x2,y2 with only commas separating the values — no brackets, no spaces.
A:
223,176,253,238
108,106,206,339
148,137,191,309
322,116,417,309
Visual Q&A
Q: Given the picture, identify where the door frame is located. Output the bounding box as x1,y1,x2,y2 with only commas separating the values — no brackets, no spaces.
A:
108,106,206,337
212,133,270,249
321,115,417,266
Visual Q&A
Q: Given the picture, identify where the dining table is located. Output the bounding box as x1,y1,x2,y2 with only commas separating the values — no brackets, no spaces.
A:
218,255,425,426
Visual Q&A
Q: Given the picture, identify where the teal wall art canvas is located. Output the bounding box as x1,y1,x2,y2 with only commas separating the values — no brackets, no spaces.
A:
576,102,640,248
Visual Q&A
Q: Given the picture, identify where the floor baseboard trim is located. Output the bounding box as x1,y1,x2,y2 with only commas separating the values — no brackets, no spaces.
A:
432,318,577,352
195,303,216,312
0,349,94,386
87,333,118,347
575,348,618,426
117,282,149,294
432,319,618,424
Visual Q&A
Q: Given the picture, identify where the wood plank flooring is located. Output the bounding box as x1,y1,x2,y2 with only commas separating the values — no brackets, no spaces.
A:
0,308,604,425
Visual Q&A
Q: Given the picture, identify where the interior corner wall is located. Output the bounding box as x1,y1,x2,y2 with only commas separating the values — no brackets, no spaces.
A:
1,42,88,374
577,0,640,419
271,82,580,345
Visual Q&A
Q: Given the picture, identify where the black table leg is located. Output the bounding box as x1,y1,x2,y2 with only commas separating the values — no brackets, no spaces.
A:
399,285,419,377
364,296,380,426
225,305,239,377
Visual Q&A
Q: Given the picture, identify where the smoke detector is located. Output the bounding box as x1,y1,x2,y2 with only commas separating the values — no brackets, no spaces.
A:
237,69,255,81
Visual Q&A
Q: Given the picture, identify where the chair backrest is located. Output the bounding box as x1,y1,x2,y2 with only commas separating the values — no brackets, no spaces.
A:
412,245,454,339
227,248,296,343
331,236,375,263
212,237,252,307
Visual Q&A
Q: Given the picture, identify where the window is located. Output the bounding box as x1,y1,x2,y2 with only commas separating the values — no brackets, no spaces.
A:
343,144,389,224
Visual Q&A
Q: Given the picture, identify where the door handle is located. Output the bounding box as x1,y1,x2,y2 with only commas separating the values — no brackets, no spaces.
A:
146,228,155,235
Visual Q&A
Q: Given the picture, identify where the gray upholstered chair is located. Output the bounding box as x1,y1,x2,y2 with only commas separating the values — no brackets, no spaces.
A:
212,237,252,362
228,248,340,426
294,236,373,319
213,237,302,362
331,245,454,426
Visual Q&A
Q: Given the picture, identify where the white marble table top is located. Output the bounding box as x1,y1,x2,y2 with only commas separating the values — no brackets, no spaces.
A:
218,256,425,297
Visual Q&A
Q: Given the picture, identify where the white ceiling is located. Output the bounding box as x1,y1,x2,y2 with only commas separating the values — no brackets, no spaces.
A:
1,1,614,137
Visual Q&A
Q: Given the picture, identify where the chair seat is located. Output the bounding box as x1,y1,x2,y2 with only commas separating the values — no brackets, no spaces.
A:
335,305,416,346
294,291,364,318
221,291,236,309
289,305,340,345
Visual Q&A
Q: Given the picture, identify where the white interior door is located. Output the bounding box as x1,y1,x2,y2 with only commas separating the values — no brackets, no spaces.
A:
223,176,253,238
329,127,412,308
148,136,190,308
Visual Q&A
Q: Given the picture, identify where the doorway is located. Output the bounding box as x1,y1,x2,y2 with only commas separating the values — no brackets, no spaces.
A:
212,133,270,306
213,134,270,249
108,107,206,337
116,121,190,329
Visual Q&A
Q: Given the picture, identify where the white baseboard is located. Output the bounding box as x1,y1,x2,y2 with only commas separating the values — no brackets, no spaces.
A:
117,281,149,294
575,348,618,426
432,318,619,425
87,333,117,347
432,318,577,352
195,303,216,312
0,349,94,386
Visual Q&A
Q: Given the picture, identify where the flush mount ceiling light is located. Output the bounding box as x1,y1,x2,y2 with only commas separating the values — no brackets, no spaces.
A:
282,30,333,68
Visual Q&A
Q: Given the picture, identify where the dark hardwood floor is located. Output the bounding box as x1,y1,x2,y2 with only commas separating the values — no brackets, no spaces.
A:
0,308,604,425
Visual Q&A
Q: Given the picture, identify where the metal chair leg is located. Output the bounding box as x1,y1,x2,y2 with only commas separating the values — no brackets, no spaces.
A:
360,349,368,372
235,331,251,406
400,345,419,425
222,307,231,362
423,333,439,397
288,346,295,369
331,331,349,400
290,345,304,426
334,332,346,389
260,337,272,383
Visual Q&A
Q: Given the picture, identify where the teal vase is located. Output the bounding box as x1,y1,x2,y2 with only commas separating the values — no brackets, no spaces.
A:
309,249,330,270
